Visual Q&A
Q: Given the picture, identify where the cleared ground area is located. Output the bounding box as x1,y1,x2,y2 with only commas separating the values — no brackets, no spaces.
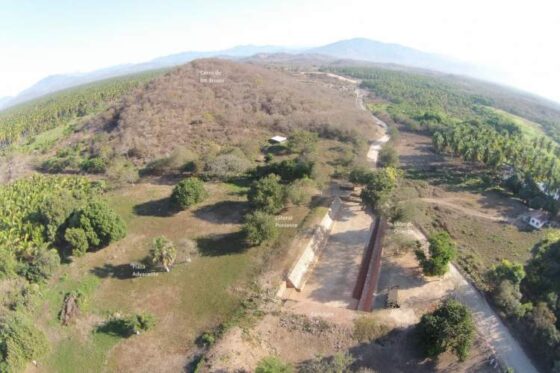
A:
284,200,373,309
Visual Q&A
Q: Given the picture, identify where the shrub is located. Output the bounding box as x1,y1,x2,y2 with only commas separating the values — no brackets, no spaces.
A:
349,166,374,184
106,157,139,186
253,159,314,182
378,145,400,168
489,259,525,286
36,190,78,242
41,157,70,173
493,280,529,318
255,356,293,373
243,211,279,246
353,316,388,342
64,228,89,256
287,130,318,155
360,167,398,209
415,231,456,276
0,313,49,372
125,313,156,334
299,352,354,373
248,174,285,214
286,178,317,206
417,299,475,362
79,156,107,174
149,236,177,272
143,148,198,176
0,250,17,279
171,177,208,210
98,313,155,337
203,153,251,180
19,248,60,283
67,200,127,249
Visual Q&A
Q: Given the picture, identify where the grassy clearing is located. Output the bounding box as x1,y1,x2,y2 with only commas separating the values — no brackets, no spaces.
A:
487,106,545,139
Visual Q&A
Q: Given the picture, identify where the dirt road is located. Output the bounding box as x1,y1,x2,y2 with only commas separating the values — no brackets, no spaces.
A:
418,197,506,222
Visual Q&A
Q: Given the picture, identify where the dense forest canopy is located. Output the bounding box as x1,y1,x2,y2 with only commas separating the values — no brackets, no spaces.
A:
327,66,560,142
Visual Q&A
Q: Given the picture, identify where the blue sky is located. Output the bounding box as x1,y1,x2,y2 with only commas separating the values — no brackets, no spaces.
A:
1,0,559,102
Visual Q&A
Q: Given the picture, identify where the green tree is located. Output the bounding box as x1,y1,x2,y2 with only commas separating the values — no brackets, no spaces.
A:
150,236,177,272
171,177,208,210
415,231,456,276
243,211,279,246
489,259,525,286
64,228,89,256
288,130,318,155
255,356,293,373
378,145,400,168
417,299,475,361
248,174,285,214
67,200,126,249
360,167,398,210
19,248,60,283
286,178,316,206
0,313,49,372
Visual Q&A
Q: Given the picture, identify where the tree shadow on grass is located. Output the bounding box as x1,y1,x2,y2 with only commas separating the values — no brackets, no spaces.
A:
196,231,248,257
133,197,177,217
96,318,133,338
89,263,136,280
193,200,249,224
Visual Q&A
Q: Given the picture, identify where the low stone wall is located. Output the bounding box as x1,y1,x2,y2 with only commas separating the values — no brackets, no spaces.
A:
286,197,342,290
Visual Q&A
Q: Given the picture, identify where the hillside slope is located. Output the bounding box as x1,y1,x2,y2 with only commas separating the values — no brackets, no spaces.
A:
84,59,375,161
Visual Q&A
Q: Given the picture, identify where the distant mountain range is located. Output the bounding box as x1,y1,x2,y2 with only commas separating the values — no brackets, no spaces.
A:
0,38,498,111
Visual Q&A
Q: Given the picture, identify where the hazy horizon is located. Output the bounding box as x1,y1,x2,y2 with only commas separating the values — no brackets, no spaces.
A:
1,0,559,103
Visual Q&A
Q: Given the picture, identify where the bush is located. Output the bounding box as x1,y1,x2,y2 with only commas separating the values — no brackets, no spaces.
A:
171,177,208,210
415,231,456,276
243,211,279,246
286,178,317,206
253,159,314,182
255,356,293,373
0,250,17,279
248,174,285,214
203,153,251,180
41,157,70,173
287,130,318,155
19,248,60,283
417,299,475,362
353,316,388,342
80,156,107,174
98,313,155,337
36,190,78,242
106,157,139,186
349,166,374,184
378,145,399,168
149,236,177,272
493,280,529,318
489,259,525,286
64,228,89,256
142,148,198,176
299,352,354,373
0,313,49,372
67,200,126,250
360,167,398,209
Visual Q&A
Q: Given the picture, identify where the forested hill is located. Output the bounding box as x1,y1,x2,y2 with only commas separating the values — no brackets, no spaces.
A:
81,58,374,162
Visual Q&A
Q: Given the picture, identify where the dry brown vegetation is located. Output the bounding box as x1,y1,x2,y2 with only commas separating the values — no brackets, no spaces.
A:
82,59,375,162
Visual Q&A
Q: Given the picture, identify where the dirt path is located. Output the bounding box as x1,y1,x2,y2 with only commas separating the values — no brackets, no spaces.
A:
418,197,505,222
